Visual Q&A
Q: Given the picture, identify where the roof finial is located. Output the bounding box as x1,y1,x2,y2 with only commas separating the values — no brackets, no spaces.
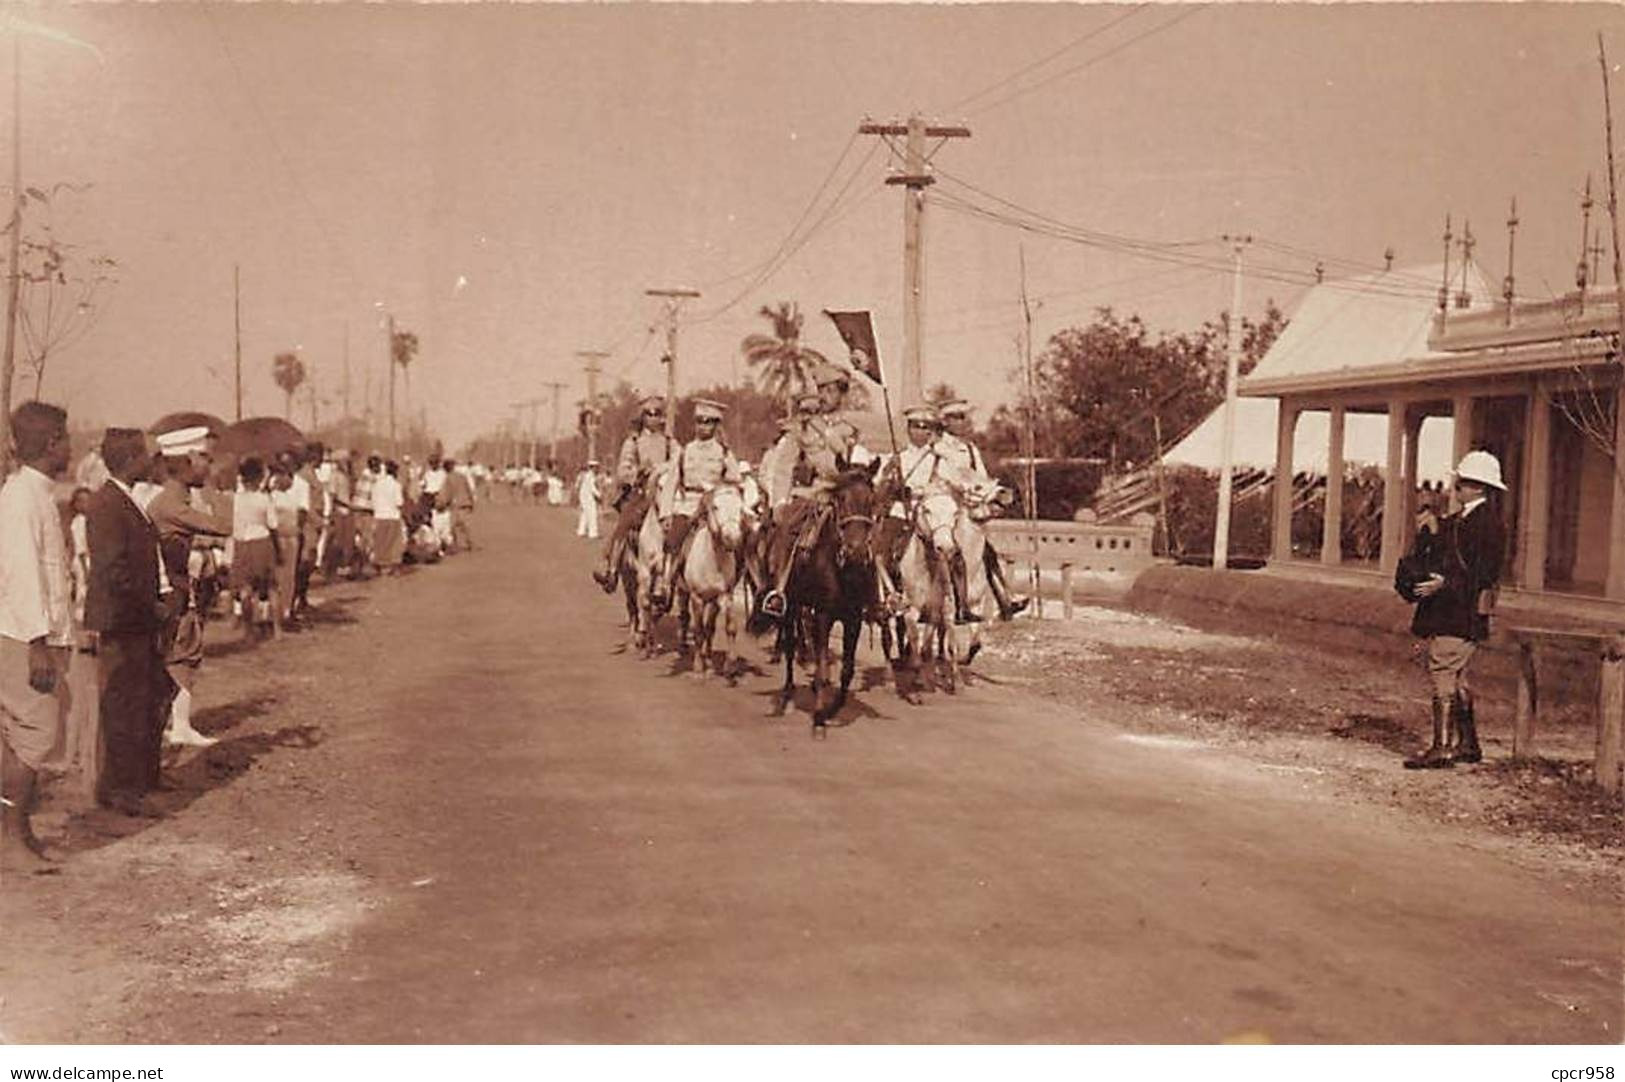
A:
1503,197,1518,325
1578,175,1594,307
1383,246,1395,272
1438,213,1453,327
1314,260,1325,284
1456,219,1475,308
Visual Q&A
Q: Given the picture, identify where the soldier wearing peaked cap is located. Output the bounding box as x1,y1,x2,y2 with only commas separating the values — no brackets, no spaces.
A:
1395,449,1506,769
935,399,1028,620
651,398,742,605
145,426,232,748
758,370,881,619
593,395,676,592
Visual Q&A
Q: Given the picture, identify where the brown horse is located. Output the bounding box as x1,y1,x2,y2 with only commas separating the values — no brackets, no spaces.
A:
759,464,884,735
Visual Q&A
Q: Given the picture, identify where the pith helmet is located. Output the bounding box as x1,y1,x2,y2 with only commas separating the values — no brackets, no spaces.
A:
1454,450,1506,491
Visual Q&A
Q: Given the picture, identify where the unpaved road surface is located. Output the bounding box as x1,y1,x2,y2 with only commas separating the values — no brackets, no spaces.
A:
2,505,1618,1043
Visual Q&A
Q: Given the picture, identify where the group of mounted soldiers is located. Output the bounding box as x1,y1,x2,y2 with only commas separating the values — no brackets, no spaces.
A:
588,356,1028,638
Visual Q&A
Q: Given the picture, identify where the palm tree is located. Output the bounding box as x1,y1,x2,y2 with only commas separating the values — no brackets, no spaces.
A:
272,351,306,420
392,329,420,417
740,302,827,410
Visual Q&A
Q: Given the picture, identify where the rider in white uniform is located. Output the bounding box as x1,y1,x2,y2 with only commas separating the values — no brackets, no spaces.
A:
935,399,1028,620
654,398,742,604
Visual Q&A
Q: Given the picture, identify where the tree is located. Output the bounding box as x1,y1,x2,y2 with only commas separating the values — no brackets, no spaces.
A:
14,188,116,398
740,301,828,408
391,327,419,410
272,351,306,420
924,381,961,407
1031,301,1287,474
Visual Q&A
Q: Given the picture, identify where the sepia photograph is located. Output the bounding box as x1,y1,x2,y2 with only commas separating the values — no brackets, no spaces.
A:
0,0,1620,1065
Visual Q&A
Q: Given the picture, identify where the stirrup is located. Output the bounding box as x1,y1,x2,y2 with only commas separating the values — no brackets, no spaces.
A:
761,590,787,618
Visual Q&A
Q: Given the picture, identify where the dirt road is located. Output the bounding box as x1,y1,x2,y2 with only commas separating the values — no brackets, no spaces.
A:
2,505,1618,1043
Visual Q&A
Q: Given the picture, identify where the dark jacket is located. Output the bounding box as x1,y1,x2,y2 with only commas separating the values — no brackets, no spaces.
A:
84,480,163,635
1400,500,1505,641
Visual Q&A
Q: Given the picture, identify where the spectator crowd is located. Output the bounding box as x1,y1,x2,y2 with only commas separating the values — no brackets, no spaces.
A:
0,399,485,876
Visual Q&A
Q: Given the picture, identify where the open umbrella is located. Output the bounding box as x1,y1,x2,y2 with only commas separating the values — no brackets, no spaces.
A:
150,411,229,438
219,416,305,459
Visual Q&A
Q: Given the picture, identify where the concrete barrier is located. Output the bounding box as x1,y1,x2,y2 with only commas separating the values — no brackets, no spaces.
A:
988,512,1157,616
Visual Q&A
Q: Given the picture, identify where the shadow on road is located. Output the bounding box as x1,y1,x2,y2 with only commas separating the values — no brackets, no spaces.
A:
55,723,325,856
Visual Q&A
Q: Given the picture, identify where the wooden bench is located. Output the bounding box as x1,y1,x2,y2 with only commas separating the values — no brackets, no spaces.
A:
1505,624,1625,794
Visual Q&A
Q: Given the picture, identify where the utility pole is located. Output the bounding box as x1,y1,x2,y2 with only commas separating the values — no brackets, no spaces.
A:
233,264,243,421
860,114,971,408
341,321,351,420
1212,233,1251,571
645,288,701,408
545,379,566,465
307,362,319,432
578,350,608,464
0,36,19,471
387,313,397,455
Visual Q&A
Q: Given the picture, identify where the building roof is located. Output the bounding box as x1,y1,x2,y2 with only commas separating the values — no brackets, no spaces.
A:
1240,261,1495,393
1164,397,1455,481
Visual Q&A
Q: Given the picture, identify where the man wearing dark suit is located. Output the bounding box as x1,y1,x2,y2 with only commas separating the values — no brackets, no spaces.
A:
84,428,169,814
1396,450,1507,769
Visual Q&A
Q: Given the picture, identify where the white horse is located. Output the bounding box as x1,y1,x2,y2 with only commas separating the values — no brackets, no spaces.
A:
680,483,749,680
889,503,962,699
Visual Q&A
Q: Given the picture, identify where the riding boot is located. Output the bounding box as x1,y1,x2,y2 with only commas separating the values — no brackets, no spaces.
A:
1403,697,1455,769
592,538,621,593
982,543,1027,619
1451,691,1482,764
949,551,982,624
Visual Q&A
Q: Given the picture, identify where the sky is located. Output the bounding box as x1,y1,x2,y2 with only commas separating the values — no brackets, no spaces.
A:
11,1,1624,449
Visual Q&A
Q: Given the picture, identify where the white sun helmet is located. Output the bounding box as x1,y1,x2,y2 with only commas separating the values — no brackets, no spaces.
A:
1454,449,1506,491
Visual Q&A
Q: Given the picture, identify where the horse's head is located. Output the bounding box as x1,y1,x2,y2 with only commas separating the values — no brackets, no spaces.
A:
829,460,882,566
703,483,746,550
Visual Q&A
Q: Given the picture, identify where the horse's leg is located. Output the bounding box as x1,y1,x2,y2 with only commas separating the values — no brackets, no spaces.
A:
810,612,834,735
818,613,862,725
771,606,795,717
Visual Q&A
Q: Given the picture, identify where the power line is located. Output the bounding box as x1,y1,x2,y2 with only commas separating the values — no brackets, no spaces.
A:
969,5,1208,117
696,129,861,293
686,139,883,325
945,5,1150,114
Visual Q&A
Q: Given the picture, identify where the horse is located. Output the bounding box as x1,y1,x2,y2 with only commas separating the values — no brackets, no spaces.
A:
760,463,884,735
881,484,1004,696
884,503,961,700
680,483,750,680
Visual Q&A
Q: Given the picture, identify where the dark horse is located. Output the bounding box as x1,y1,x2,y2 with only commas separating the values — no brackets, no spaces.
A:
758,464,883,736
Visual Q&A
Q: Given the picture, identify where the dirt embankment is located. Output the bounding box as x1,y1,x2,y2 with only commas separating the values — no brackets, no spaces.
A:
976,602,1623,866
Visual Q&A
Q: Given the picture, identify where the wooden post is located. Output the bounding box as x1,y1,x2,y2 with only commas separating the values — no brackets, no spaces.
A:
1380,397,1407,575
1271,401,1297,563
1451,393,1475,463
1061,564,1075,622
1401,405,1423,554
1514,638,1538,760
1322,405,1345,565
1598,633,1624,794
1607,380,1625,599
1520,384,1551,591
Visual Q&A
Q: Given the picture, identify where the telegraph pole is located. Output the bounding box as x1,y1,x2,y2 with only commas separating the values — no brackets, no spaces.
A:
545,379,566,465
860,114,971,408
233,264,243,421
645,288,701,407
1212,233,1251,571
387,313,397,455
578,350,608,464
341,321,351,420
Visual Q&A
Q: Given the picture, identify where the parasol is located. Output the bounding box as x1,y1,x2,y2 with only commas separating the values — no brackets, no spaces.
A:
150,411,229,438
219,416,306,459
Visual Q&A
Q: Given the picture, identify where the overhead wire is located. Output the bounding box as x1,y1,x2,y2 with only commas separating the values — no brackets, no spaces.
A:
944,4,1151,115
968,5,1208,117
685,139,883,326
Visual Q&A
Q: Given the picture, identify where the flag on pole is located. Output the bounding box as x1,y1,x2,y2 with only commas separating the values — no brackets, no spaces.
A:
822,309,883,385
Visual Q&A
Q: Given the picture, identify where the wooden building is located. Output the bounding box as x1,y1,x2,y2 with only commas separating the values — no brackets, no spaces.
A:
1239,263,1623,618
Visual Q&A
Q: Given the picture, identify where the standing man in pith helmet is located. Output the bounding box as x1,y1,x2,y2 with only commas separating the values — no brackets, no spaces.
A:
1396,449,1506,769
